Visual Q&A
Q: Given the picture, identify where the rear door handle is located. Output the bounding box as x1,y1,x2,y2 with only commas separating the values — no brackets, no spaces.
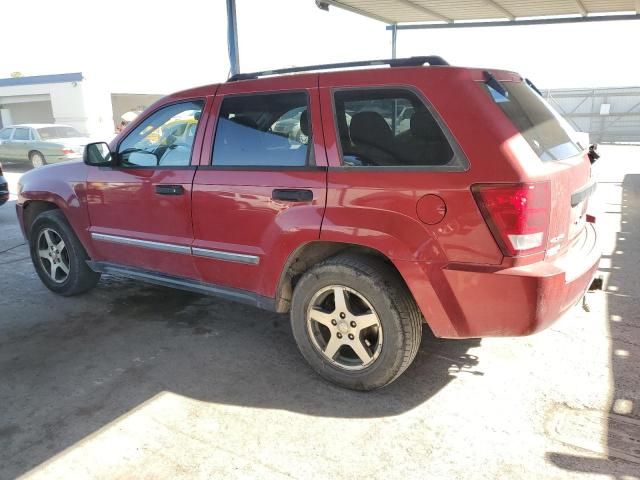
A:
155,184,184,195
272,189,313,202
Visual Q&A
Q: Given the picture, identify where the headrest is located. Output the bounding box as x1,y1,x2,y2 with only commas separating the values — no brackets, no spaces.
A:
230,115,258,130
410,110,442,141
299,109,309,137
350,111,393,148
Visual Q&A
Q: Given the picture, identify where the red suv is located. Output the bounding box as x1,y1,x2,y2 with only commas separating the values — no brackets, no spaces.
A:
16,57,600,390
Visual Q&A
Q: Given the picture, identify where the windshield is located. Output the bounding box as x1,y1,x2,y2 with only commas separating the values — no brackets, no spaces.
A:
483,81,582,162
37,126,83,140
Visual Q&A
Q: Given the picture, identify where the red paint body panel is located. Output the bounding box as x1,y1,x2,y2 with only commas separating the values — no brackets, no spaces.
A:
15,65,601,340
86,167,198,277
84,94,215,278
440,223,599,337
318,70,505,268
191,172,326,295
191,75,327,296
16,161,97,257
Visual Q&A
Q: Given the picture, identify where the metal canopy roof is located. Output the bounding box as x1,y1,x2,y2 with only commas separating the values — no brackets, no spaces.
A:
320,0,640,25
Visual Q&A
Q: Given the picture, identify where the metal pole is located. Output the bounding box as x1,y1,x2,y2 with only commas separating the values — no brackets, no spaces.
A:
226,0,240,77
391,24,398,134
391,23,398,59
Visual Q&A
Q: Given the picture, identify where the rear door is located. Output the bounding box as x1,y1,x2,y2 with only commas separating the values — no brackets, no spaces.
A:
191,76,327,298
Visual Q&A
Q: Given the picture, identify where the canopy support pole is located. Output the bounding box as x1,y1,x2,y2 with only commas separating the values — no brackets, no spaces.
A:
226,0,240,77
391,23,398,59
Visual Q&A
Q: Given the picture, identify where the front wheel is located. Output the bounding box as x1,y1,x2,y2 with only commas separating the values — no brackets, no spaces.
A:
290,254,422,390
29,210,100,296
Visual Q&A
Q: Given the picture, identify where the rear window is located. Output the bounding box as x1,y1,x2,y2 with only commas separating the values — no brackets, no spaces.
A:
333,88,463,169
13,128,31,141
212,92,310,167
37,126,83,140
483,81,582,162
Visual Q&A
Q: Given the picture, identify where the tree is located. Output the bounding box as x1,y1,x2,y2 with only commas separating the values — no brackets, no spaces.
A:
10,72,23,78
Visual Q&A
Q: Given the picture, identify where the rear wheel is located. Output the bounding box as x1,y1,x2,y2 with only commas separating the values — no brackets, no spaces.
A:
290,253,422,390
29,209,100,295
29,151,46,168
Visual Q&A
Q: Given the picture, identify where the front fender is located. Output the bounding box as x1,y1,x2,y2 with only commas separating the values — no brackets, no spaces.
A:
17,161,95,257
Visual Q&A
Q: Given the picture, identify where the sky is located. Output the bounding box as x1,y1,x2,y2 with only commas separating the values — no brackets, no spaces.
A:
2,0,639,94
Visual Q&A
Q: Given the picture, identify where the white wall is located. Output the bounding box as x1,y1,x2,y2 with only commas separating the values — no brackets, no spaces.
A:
6,101,54,124
0,81,91,134
78,75,120,140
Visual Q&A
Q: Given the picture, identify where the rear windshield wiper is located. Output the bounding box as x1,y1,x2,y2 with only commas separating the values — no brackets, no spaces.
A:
525,78,542,96
483,70,508,99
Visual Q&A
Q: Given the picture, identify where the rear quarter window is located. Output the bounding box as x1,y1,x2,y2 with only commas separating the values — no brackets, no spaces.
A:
483,81,582,162
332,88,466,170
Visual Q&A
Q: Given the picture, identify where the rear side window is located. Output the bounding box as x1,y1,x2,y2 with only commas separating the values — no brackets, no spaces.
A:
37,126,82,139
212,92,310,167
483,81,581,162
0,129,12,140
13,128,30,141
333,88,462,168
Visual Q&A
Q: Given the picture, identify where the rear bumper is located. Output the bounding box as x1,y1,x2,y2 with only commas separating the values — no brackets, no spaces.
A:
401,223,600,338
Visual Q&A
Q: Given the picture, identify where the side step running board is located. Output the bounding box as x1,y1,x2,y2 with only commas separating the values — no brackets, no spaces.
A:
87,261,276,311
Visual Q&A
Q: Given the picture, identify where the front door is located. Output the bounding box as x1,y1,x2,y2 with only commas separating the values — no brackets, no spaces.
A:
191,77,327,298
86,99,208,279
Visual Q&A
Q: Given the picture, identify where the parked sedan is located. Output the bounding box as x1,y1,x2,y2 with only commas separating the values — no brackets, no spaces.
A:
0,124,89,168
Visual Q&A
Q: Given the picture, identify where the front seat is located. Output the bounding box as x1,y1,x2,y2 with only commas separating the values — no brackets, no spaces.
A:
299,109,309,139
348,111,397,166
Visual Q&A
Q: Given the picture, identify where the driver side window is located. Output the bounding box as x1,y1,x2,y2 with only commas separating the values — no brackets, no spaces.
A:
118,100,204,167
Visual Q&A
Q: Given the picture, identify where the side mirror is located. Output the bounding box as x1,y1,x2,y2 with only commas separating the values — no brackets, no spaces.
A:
84,142,113,166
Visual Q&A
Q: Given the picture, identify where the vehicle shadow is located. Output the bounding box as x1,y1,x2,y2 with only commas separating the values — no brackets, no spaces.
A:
547,173,640,478
0,269,481,477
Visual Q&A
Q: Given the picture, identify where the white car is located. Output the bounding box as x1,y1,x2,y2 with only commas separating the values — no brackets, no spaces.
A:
0,123,89,168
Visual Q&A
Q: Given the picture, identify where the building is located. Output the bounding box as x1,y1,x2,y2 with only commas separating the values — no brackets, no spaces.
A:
0,72,162,138
544,86,640,144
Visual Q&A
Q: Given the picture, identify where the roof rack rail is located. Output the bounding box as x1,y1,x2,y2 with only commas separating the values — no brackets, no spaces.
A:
227,56,449,82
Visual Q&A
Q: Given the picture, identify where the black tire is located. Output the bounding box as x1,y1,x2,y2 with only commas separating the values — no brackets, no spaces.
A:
29,151,46,168
29,209,100,296
290,253,422,391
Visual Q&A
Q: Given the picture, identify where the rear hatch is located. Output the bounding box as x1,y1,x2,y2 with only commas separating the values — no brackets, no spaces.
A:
482,77,594,259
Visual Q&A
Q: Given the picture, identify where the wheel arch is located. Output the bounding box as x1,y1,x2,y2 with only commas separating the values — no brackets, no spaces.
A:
274,241,411,314
22,200,60,240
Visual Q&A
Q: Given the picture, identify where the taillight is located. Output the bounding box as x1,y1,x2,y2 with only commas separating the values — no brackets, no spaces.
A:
62,148,75,155
472,182,551,256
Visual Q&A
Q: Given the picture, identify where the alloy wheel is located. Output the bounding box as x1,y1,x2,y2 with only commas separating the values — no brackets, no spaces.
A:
306,285,383,370
36,228,70,283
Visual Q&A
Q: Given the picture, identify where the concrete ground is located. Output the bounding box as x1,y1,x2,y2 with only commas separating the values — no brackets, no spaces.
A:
0,146,638,480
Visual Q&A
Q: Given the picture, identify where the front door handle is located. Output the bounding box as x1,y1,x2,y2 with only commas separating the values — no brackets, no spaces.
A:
272,189,313,202
155,184,184,195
